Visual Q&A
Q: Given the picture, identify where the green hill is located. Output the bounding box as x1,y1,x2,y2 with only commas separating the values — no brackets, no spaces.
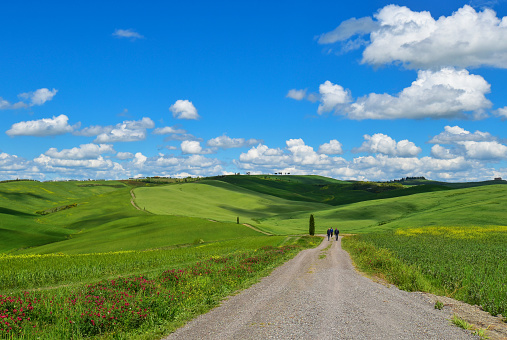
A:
133,176,507,235
213,175,451,206
0,180,266,254
2,175,507,254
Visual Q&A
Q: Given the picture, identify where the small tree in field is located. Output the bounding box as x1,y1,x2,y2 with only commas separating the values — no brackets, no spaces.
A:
309,214,315,236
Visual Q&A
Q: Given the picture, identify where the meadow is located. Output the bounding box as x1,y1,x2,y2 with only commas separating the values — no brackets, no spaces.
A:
342,226,507,317
0,235,316,339
1,175,507,338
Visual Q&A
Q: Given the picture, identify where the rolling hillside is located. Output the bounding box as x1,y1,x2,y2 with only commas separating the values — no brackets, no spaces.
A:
2,175,506,254
0,180,265,254
134,176,507,235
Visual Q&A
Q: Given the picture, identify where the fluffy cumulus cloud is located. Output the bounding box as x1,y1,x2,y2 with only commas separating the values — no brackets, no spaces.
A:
170,100,200,120
429,125,494,144
181,140,203,154
112,29,144,40
431,145,457,159
317,81,351,114
19,88,58,106
34,154,118,170
123,153,224,178
345,68,491,119
355,133,421,157
459,141,507,160
494,107,507,119
181,140,214,154
206,135,262,149
428,125,507,161
318,140,343,155
0,88,57,110
7,114,76,137
80,117,155,143
44,144,115,160
320,5,507,69
235,139,346,172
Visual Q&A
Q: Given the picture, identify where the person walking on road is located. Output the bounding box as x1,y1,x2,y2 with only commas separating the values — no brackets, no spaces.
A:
334,228,339,241
330,228,334,240
327,228,331,241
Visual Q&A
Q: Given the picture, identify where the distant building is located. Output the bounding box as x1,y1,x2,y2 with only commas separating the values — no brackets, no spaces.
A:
494,177,502,180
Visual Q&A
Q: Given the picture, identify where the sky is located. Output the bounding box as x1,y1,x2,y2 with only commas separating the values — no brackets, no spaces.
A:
1,0,507,182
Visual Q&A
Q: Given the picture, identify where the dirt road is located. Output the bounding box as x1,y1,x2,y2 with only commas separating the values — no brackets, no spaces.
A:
165,237,478,339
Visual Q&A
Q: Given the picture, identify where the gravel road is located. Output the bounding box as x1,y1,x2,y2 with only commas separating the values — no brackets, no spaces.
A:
165,237,478,339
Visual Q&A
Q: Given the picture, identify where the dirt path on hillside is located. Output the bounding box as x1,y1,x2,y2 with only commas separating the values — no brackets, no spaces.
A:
242,223,273,235
164,237,480,340
130,189,141,210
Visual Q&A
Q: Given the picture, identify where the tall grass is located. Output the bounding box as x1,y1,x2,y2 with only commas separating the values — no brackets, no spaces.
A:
1,237,291,292
342,226,507,316
0,236,317,339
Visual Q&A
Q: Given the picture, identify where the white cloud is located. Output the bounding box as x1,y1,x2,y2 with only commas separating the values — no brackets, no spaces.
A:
74,125,113,137
0,152,31,171
44,144,115,160
116,152,134,160
133,152,147,166
365,5,507,69
318,140,343,155
6,114,76,137
34,154,117,169
153,126,186,135
431,145,457,159
181,140,203,154
495,106,507,119
19,88,58,106
429,125,494,144
91,117,155,143
123,153,224,178
286,89,307,100
459,141,507,160
1,88,57,110
346,68,491,120
113,29,144,40
206,135,262,149
318,17,378,44
355,133,421,157
319,5,507,69
317,81,351,114
170,100,200,120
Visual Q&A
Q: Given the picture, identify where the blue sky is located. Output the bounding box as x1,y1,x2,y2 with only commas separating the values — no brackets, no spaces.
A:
1,0,507,181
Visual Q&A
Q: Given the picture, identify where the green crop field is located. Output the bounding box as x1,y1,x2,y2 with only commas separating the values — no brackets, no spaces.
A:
342,226,507,317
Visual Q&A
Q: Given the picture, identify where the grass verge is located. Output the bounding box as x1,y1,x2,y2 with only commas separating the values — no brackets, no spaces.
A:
0,236,316,339
342,226,507,317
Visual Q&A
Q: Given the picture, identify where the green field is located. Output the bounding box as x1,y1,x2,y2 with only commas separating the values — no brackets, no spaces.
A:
134,176,507,234
342,226,507,316
1,175,507,338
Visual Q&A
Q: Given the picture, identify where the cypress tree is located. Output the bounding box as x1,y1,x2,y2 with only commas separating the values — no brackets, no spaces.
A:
309,214,315,236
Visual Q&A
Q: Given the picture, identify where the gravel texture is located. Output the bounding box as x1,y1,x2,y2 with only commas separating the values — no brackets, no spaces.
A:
164,237,479,339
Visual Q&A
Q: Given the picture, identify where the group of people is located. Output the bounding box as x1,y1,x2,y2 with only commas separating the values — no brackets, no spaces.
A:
327,228,339,241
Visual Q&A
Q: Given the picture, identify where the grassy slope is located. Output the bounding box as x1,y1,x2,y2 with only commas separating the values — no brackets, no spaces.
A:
0,181,131,252
134,180,330,232
272,184,507,233
1,181,265,254
135,178,507,235
4,176,507,253
216,175,451,206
